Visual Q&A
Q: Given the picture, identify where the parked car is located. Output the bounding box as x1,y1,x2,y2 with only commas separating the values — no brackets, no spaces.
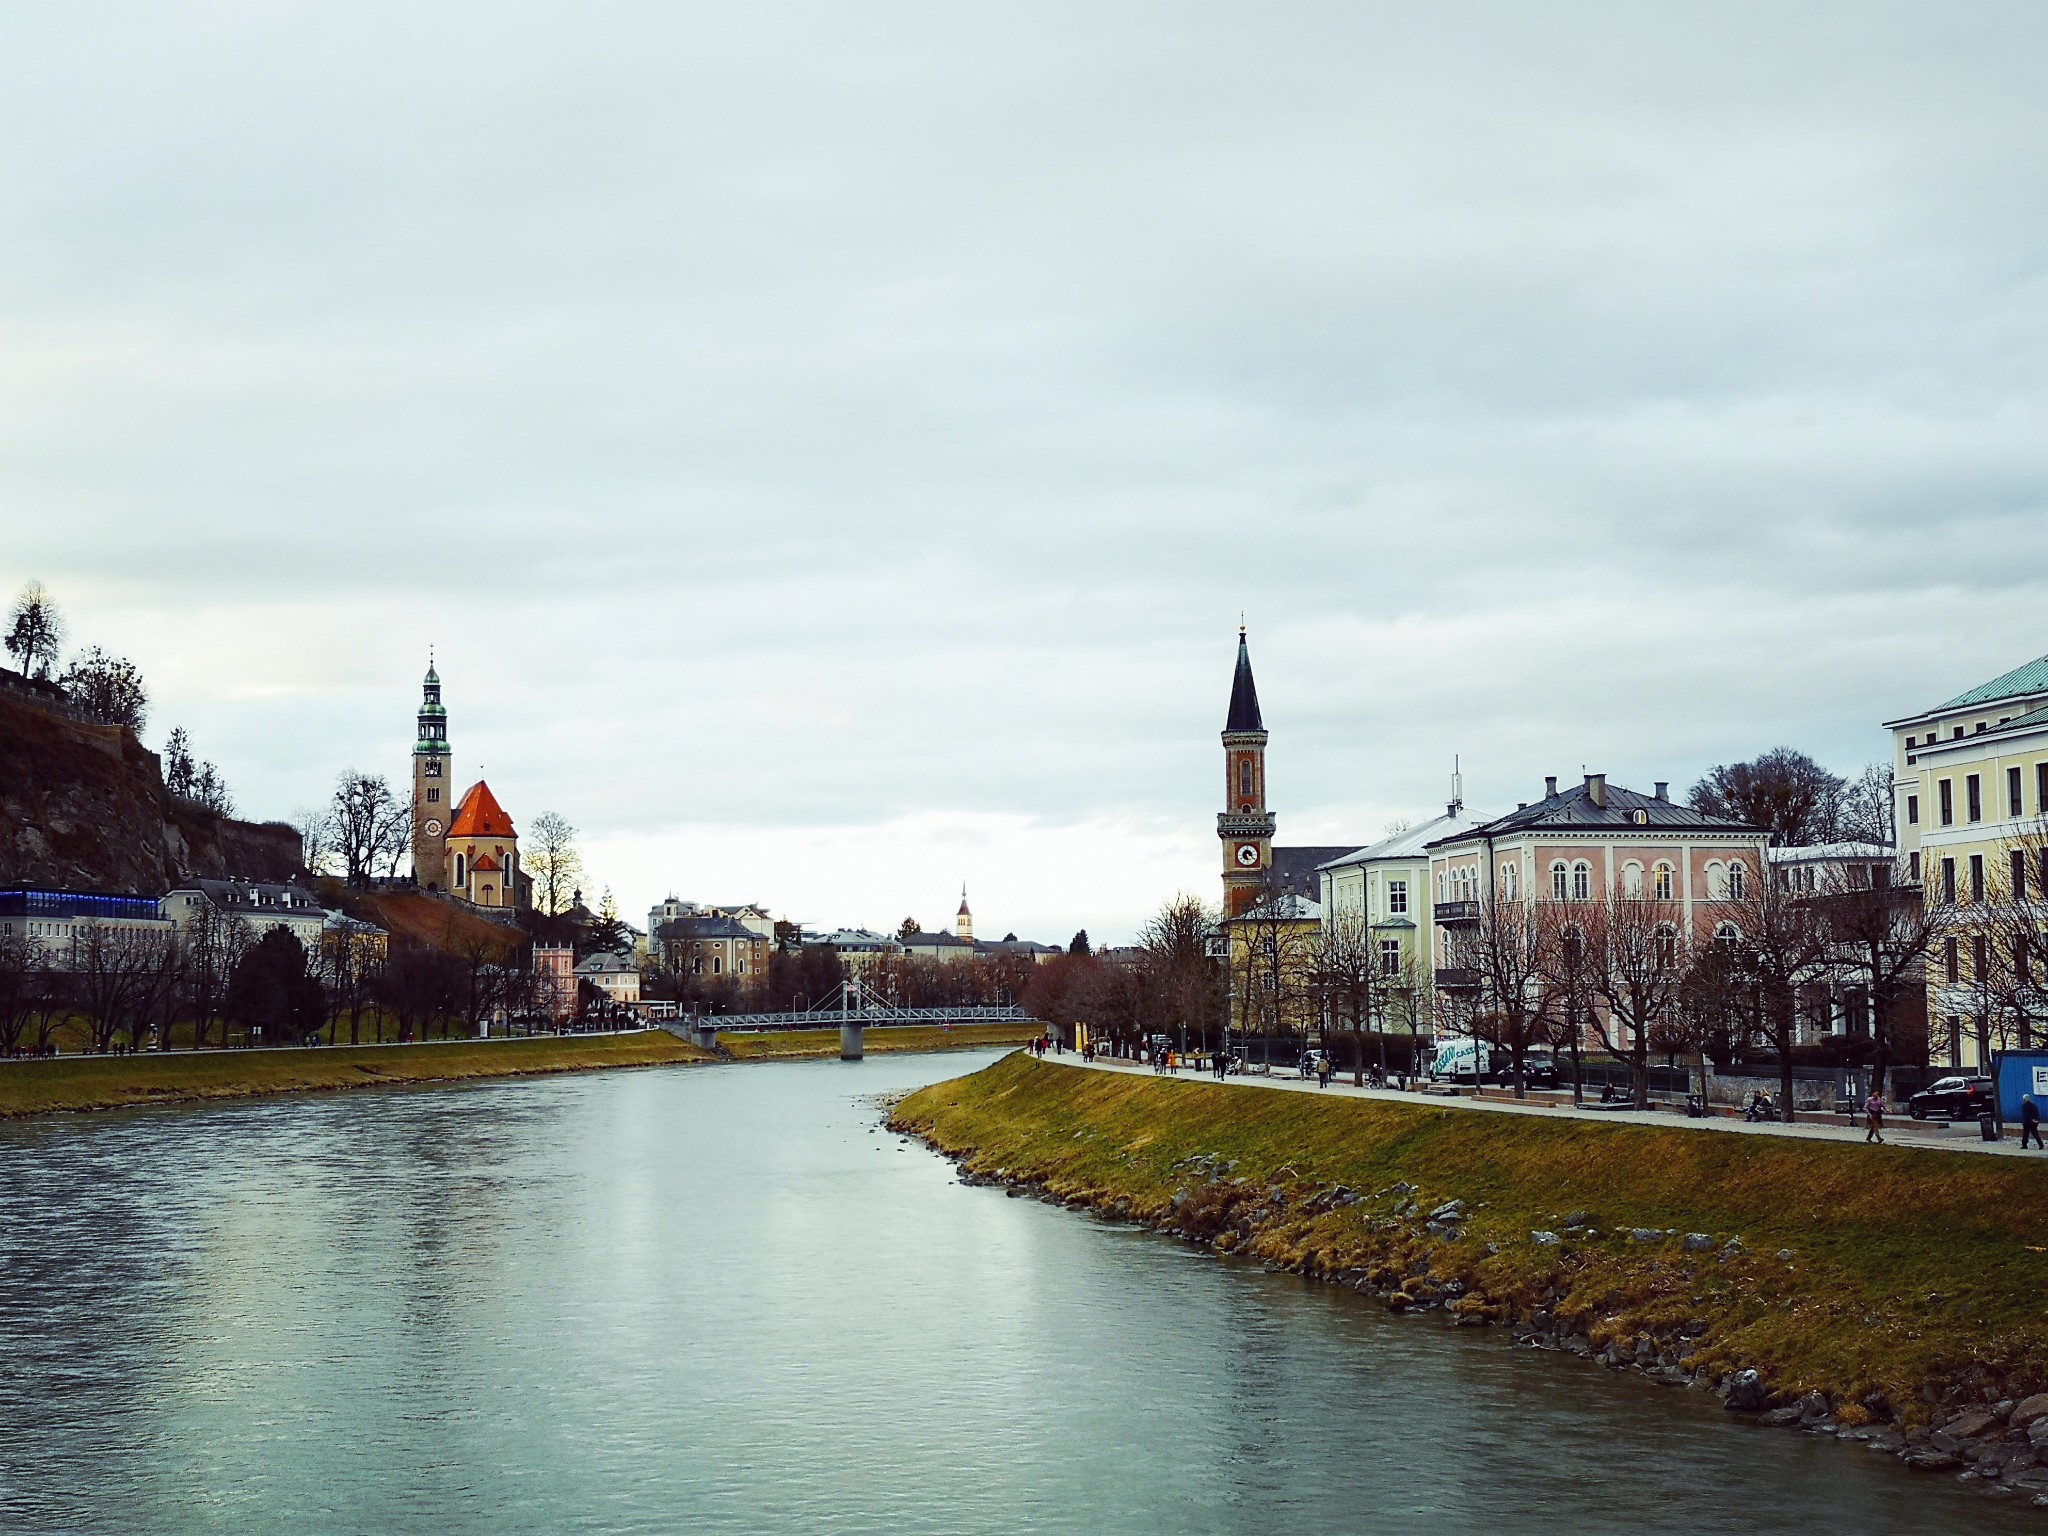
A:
1907,1075,1995,1121
1485,1053,1559,1089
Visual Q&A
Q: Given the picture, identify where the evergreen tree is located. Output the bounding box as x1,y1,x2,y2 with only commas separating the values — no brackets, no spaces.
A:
1069,929,1092,957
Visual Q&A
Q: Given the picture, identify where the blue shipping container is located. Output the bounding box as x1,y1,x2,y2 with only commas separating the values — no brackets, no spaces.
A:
1992,1050,2048,1124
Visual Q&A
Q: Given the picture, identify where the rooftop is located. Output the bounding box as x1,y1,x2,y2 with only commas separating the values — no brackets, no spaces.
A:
1319,809,1487,869
448,780,516,840
1225,629,1264,734
1429,776,1765,845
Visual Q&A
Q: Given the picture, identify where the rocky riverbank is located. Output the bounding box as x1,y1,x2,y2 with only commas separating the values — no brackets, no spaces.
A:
893,1052,2048,1508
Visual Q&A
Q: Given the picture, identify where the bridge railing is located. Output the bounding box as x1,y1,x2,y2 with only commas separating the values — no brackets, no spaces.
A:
707,1006,1038,1033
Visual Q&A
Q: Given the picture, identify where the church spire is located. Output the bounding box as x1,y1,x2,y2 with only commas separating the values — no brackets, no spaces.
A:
1226,626,1264,733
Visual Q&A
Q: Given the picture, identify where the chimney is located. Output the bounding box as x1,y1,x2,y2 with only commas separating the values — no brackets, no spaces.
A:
1544,775,1558,798
1654,781,1669,802
1585,772,1607,809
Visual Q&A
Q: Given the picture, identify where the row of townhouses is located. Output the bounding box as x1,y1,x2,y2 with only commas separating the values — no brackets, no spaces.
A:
1214,627,2048,1073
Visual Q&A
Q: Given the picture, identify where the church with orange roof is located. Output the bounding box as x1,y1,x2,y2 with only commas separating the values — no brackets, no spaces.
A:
409,661,527,912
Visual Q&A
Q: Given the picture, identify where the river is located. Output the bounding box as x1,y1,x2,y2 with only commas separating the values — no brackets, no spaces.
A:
0,1050,2027,1534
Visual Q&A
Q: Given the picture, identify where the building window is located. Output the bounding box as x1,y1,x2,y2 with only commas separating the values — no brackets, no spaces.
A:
1909,850,1921,883
1967,774,1982,823
1502,865,1517,901
1944,936,1959,983
1972,934,1988,980
1552,863,1569,900
1571,862,1591,901
1939,780,1954,826
454,853,466,886
1655,925,1677,970
1378,938,1400,976
1706,861,1727,900
1386,879,1407,915
1970,854,1985,904
2013,849,2028,902
1715,922,1739,947
1941,857,1956,903
1907,794,1919,826
1728,861,1747,901
2038,763,2048,817
1238,758,1253,798
1622,861,1644,897
2010,766,2025,819
427,788,439,804
1653,862,1673,901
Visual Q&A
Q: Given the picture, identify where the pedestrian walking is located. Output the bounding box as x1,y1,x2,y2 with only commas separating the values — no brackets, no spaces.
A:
2023,1095,2044,1150
1863,1089,1886,1144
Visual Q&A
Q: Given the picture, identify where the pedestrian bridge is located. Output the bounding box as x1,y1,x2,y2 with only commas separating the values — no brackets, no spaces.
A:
660,980,1038,1059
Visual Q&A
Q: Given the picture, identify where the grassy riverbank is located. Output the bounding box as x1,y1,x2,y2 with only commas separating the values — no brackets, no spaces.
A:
0,1031,715,1118
894,1053,2048,1423
718,1022,1041,1060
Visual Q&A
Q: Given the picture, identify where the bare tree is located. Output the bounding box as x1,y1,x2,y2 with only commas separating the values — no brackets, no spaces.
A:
1137,893,1221,1050
1578,890,1690,1109
1228,883,1315,1064
180,902,251,1049
294,805,337,879
1537,906,1599,1106
4,580,65,679
1837,762,1898,849
329,770,409,887
70,922,179,1053
1309,911,1383,1085
1977,827,2048,1052
0,933,62,1057
1689,747,1845,846
1443,888,1556,1099
1719,870,1829,1121
526,812,584,917
1820,856,1949,1094
59,646,148,730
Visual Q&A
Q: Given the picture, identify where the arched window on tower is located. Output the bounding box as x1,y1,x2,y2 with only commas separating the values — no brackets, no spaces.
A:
1551,862,1569,900
1572,862,1591,901
454,852,466,888
1238,758,1254,799
1653,862,1674,901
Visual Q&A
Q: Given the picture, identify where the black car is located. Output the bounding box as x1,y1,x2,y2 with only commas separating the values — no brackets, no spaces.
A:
1907,1075,1995,1121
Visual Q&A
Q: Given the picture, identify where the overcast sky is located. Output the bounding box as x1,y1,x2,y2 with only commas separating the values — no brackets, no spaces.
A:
4,4,2046,941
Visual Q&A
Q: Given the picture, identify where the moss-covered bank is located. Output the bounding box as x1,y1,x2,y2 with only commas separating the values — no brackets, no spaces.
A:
0,1030,714,1118
894,1053,2048,1485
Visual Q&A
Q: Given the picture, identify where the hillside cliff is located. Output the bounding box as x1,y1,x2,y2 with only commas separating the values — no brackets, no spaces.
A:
0,688,306,894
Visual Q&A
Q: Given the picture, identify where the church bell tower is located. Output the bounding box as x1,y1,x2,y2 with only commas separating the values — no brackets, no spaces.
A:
1218,626,1275,918
411,660,451,890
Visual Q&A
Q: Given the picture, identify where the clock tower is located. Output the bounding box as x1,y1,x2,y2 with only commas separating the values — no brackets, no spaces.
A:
1218,626,1275,918
411,660,451,891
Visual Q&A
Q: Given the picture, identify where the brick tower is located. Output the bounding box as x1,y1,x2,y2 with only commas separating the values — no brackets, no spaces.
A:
411,659,451,890
1218,626,1275,918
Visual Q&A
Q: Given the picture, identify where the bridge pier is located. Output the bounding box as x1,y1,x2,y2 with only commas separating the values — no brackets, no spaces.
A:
840,1021,864,1061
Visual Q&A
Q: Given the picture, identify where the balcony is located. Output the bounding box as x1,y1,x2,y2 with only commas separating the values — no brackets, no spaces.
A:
1434,967,1480,990
1433,900,1482,926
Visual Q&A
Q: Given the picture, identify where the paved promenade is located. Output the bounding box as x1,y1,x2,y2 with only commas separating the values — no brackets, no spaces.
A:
1041,1051,2047,1160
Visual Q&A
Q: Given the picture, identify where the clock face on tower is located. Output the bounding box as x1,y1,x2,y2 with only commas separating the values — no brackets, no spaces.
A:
424,818,443,837
1235,843,1261,868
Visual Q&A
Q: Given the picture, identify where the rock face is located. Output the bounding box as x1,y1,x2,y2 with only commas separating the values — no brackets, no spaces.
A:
0,689,305,893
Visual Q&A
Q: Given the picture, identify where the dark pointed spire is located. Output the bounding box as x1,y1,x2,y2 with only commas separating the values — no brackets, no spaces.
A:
1226,625,1264,732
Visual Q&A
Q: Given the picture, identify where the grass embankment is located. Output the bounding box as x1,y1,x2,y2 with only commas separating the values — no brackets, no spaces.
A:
0,1031,713,1118
894,1053,2048,1421
718,1022,1041,1060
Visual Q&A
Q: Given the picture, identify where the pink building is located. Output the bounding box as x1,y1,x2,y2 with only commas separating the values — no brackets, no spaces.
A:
533,944,577,1023
1425,773,1770,1045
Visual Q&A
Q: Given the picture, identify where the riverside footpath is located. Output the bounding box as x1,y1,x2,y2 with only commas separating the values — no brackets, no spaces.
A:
1048,1050,2043,1159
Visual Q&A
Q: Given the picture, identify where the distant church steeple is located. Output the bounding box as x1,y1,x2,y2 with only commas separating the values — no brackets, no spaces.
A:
410,657,451,891
955,885,974,943
1218,624,1276,918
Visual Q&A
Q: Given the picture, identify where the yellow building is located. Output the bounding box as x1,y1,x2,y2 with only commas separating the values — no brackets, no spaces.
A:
1888,652,2048,1068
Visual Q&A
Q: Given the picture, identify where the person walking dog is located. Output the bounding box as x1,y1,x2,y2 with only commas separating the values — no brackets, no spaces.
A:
1863,1089,1886,1145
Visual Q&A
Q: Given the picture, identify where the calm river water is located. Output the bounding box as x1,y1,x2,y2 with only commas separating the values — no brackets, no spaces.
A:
0,1050,2027,1534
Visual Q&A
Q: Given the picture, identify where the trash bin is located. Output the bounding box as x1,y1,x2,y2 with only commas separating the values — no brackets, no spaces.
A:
1980,1112,1999,1142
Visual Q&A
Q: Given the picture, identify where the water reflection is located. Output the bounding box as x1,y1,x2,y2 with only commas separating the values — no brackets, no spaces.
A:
0,1054,2029,1535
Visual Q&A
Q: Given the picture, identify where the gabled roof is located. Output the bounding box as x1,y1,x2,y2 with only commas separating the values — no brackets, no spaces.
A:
1427,778,1764,845
1940,653,2048,710
447,780,515,839
660,916,760,942
901,929,971,949
470,853,502,873
1225,630,1264,733
1319,809,1487,870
